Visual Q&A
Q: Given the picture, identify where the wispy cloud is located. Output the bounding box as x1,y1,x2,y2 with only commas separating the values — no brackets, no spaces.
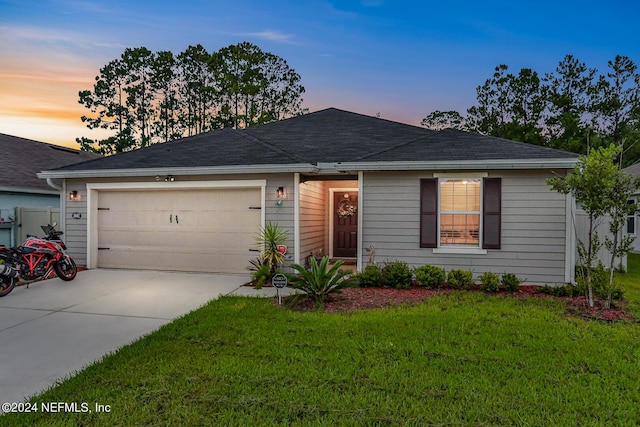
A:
232,30,298,44
0,24,125,50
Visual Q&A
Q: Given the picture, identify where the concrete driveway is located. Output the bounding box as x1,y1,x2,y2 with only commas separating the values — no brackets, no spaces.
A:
0,269,277,407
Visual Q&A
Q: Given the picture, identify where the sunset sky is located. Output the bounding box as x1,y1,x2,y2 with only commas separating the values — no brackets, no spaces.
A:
1,0,639,149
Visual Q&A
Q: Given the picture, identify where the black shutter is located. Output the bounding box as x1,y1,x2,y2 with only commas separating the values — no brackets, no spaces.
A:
483,178,501,249
420,179,438,248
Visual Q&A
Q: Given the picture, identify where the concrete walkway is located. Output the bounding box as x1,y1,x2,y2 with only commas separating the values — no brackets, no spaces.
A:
0,269,288,407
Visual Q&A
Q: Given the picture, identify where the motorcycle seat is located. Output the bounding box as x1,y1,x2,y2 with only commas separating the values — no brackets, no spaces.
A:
16,246,37,254
15,246,53,255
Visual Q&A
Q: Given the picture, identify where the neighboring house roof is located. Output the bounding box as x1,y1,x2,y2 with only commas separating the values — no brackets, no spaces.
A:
0,134,100,194
40,108,579,178
623,161,640,178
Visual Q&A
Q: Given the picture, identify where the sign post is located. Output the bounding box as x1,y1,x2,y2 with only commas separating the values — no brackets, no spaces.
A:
271,273,288,305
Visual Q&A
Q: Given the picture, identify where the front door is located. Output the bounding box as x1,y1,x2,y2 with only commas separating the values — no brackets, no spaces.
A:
333,191,358,258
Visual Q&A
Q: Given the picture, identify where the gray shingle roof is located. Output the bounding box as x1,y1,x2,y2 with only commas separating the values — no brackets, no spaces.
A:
0,134,100,192
623,161,640,178
52,108,578,173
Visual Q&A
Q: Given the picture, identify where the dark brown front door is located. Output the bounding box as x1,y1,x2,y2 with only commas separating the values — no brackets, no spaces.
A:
333,191,358,258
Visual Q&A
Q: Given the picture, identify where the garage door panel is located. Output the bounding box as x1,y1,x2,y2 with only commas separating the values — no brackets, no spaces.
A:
97,187,262,273
176,211,260,230
98,248,256,273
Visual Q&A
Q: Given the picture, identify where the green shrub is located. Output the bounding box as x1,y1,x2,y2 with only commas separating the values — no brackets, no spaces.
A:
414,264,446,288
447,269,474,289
251,264,272,289
382,260,412,289
539,284,580,297
355,264,383,287
480,272,500,292
287,256,352,307
247,258,271,289
501,273,523,292
575,264,625,301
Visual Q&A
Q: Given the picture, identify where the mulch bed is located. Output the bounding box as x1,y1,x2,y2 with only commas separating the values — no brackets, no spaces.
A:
283,285,637,322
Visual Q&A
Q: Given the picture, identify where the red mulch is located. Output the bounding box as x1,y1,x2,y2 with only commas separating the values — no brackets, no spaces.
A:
284,285,637,322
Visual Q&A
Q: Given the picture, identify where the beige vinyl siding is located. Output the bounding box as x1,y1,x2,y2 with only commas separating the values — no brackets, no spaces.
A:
299,181,326,259
362,170,569,284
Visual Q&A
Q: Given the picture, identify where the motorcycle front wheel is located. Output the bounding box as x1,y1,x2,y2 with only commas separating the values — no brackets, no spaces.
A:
54,258,77,281
0,276,16,297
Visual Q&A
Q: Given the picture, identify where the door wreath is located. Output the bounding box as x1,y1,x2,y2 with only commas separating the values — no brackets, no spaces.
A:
337,196,357,218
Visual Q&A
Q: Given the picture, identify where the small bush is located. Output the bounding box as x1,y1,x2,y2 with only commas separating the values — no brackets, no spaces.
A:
355,264,383,287
247,258,271,289
501,273,523,292
480,272,500,292
447,269,474,289
539,284,581,297
414,264,446,288
575,264,625,301
382,260,412,289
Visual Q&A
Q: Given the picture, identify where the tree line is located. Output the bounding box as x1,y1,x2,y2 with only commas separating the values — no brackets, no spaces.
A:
77,42,306,155
421,54,640,166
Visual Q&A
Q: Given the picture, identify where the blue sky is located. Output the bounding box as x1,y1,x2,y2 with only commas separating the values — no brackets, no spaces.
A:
1,0,638,147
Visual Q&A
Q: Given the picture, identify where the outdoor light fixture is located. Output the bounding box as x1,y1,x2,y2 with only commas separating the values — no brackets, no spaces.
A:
165,175,175,182
276,186,286,207
69,190,80,201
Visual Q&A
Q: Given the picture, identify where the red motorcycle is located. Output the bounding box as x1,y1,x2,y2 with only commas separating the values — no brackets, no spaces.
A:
0,224,77,297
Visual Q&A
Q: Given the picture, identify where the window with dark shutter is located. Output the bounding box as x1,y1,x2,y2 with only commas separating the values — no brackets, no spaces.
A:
482,178,501,249
420,178,438,248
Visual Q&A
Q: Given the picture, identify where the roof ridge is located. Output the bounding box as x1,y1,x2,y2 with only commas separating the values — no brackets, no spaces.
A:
355,132,436,161
237,128,308,163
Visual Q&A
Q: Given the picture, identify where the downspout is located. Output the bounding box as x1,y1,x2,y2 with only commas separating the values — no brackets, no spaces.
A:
46,178,63,192
46,178,65,234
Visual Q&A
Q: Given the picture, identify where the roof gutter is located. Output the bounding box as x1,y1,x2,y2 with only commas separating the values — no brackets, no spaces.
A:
36,159,578,180
37,163,320,179
0,185,59,196
330,158,578,172
46,178,63,192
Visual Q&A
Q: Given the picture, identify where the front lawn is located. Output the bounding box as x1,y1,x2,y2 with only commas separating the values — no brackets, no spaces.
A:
617,252,640,318
4,288,640,426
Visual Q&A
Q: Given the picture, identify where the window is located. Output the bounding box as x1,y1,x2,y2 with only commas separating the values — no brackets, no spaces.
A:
420,177,501,250
439,179,480,246
627,199,636,235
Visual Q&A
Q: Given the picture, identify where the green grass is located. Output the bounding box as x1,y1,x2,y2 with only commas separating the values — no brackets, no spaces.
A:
617,253,640,317
4,292,640,426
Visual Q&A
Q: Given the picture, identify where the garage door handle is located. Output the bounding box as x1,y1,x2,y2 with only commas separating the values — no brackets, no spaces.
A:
249,249,260,252
169,214,172,223
176,215,179,224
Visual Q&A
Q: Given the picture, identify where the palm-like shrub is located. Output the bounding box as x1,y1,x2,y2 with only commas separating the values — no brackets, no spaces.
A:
287,256,352,307
257,222,288,273
247,258,272,289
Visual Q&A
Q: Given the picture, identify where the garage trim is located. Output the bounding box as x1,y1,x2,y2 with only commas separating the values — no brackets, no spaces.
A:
86,180,266,269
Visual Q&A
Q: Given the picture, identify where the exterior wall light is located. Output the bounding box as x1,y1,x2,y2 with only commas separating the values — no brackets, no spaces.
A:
165,175,175,182
276,186,286,207
69,190,80,201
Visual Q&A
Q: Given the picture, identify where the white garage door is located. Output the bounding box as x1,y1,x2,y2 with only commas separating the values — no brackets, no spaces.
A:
96,187,262,273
